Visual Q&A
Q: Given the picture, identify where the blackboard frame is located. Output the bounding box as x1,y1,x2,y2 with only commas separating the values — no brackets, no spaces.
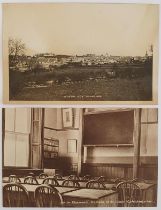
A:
83,110,134,145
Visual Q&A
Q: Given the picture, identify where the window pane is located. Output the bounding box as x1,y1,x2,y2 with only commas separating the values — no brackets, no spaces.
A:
15,134,29,167
5,109,15,132
4,133,16,166
15,108,31,133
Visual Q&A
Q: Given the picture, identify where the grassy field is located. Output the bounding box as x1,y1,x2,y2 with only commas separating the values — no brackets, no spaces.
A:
10,69,152,101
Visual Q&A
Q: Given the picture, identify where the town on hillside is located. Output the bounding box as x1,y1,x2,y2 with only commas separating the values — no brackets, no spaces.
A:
9,38,153,101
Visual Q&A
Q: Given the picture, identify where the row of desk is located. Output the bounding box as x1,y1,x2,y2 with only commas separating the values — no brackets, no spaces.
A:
2,177,157,207
3,182,118,207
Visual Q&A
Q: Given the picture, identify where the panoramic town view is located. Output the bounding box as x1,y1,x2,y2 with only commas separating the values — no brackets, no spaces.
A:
9,39,153,101
4,3,157,101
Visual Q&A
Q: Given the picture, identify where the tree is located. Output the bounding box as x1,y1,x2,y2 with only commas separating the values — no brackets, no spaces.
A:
8,38,26,67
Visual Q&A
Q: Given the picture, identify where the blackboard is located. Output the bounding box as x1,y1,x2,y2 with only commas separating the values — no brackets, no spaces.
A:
84,111,134,145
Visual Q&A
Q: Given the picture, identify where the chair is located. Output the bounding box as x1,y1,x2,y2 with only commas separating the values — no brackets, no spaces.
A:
24,176,39,185
3,183,29,207
53,174,63,180
34,185,63,207
97,176,106,182
68,174,80,181
82,174,92,181
116,181,143,207
62,179,80,187
114,178,127,184
86,180,107,189
39,173,48,179
8,175,21,183
42,177,59,186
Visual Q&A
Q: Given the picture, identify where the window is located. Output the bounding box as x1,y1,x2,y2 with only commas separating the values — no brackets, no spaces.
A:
4,108,31,167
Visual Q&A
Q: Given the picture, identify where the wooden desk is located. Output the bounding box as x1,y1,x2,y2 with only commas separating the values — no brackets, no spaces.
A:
135,181,157,207
3,182,78,207
3,182,78,194
2,177,9,182
2,177,157,207
63,188,118,207
105,183,116,189
3,182,117,207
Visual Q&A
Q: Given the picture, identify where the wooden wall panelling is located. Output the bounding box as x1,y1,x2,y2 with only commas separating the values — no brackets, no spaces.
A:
133,109,141,178
82,164,131,179
139,164,158,180
82,163,157,180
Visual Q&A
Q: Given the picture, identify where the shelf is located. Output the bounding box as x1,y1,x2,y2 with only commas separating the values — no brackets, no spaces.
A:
44,143,59,147
44,138,59,159
44,150,58,153
83,144,134,147
44,151,58,158
44,137,59,141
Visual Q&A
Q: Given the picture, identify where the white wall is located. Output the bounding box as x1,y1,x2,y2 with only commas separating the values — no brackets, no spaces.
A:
44,108,82,172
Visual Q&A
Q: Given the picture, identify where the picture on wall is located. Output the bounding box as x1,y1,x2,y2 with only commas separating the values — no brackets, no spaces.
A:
62,108,73,128
67,139,77,153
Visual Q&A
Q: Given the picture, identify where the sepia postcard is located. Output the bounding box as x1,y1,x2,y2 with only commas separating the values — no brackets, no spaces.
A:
2,3,159,104
2,107,158,207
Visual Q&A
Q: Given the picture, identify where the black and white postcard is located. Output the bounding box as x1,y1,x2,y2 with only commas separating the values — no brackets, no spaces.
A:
2,3,159,104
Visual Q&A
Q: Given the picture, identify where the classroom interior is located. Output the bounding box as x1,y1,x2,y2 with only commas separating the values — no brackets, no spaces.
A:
2,108,158,207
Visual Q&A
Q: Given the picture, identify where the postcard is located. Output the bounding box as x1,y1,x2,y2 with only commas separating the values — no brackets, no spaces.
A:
2,107,158,207
2,3,159,104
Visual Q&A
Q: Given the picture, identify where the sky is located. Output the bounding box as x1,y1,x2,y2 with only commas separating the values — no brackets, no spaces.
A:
3,3,159,56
